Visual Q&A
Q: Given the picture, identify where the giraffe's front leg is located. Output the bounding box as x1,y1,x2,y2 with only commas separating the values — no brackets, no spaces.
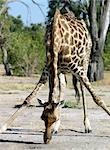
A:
52,73,66,134
25,66,49,104
58,73,67,101
52,119,61,134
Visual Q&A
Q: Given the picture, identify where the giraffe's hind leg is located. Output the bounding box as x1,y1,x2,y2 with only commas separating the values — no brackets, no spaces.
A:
80,74,110,116
71,70,91,133
72,75,80,104
80,82,92,133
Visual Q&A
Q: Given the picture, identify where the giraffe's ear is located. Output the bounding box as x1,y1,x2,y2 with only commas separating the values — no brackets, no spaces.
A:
59,100,65,106
54,100,65,108
37,98,46,106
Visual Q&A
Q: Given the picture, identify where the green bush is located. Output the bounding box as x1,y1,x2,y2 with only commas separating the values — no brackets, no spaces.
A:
7,17,46,76
104,51,110,70
104,30,110,71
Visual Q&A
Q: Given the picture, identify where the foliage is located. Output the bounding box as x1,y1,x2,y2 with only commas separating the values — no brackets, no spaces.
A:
0,0,110,77
104,30,110,70
62,100,81,109
0,14,45,76
47,0,110,74
46,0,84,24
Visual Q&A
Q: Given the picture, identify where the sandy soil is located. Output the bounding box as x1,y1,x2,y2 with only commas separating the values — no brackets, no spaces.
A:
0,75,110,150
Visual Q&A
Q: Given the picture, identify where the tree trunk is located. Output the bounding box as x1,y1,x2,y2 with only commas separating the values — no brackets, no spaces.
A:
88,0,110,81
88,0,99,81
0,10,12,76
1,46,12,76
98,0,110,54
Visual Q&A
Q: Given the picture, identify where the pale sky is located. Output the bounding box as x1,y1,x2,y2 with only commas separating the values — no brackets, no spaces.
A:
8,0,48,26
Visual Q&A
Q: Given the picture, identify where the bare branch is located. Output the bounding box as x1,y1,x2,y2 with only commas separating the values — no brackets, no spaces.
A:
0,0,32,25
31,0,46,19
0,0,46,24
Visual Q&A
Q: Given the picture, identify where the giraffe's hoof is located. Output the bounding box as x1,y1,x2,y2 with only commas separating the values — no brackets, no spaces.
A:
85,128,92,133
14,104,23,108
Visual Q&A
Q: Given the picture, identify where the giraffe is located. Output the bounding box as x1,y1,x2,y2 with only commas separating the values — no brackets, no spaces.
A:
38,9,110,144
46,19,81,104
22,12,81,105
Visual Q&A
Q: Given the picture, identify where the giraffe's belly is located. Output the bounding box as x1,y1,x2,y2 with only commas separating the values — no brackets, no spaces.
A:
58,62,70,74
58,52,72,74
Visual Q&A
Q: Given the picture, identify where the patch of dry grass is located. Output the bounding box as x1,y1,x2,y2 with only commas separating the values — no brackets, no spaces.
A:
92,71,110,86
0,71,110,91
67,71,110,88
63,100,82,109
0,83,35,91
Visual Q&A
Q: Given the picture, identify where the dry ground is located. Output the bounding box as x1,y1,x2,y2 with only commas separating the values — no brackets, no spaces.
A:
0,72,110,150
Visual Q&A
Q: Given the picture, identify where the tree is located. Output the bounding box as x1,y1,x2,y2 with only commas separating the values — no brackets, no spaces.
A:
0,0,46,76
46,0,87,27
8,17,45,76
88,0,110,81
0,1,12,75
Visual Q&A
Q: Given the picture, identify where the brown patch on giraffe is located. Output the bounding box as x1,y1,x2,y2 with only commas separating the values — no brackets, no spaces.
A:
75,40,78,45
71,47,75,54
60,30,63,38
70,36,74,45
77,20,84,26
74,58,79,63
63,56,71,63
79,33,82,40
71,28,74,34
86,42,88,47
77,41,82,48
74,32,78,38
72,55,77,60
60,15,64,20
61,45,69,55
85,33,88,39
77,22,86,31
83,37,86,45
61,27,65,33
61,21,69,31
70,63,76,69
65,16,71,22
64,32,69,44
78,59,84,67
79,47,84,54
58,22,61,29
70,20,75,25
73,67,78,73
77,20,87,31
78,28,84,36
80,71,84,76
73,25,77,31
61,39,64,44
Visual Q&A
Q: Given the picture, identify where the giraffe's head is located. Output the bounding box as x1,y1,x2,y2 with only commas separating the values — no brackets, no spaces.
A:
38,99,64,144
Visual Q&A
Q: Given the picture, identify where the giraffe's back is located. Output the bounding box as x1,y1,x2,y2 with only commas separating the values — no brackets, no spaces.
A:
57,13,92,74
45,10,92,75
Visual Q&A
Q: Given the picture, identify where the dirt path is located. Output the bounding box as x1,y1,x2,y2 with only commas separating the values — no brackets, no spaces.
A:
0,76,110,150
